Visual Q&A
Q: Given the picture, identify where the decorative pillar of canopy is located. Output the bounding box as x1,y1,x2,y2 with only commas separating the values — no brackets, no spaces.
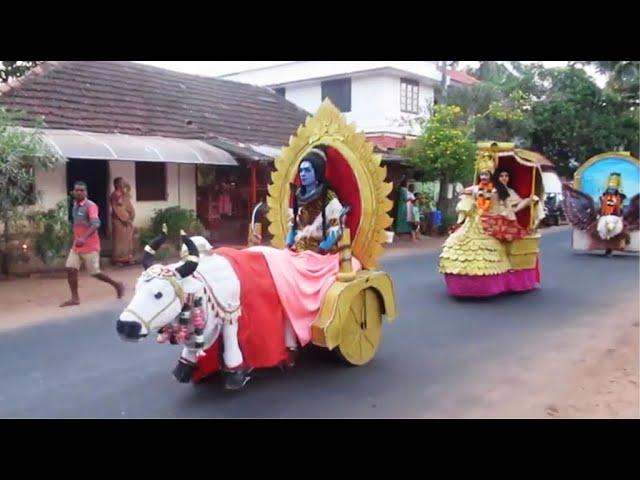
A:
250,161,258,211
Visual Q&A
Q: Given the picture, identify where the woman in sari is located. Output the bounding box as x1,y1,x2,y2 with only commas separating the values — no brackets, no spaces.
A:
395,179,413,235
110,177,136,265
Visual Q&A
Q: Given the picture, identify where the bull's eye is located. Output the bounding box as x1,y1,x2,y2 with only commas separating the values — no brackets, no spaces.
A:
154,292,163,299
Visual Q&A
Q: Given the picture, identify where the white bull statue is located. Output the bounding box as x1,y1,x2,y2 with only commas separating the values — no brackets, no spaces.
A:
116,229,298,390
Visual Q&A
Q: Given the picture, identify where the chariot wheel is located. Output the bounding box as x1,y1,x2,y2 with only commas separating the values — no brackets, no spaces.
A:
335,288,383,366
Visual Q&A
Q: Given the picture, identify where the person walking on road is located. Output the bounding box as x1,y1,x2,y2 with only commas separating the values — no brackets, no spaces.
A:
60,181,125,307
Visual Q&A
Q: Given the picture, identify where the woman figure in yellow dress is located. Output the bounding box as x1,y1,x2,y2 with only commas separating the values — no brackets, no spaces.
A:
439,148,543,296
440,153,511,277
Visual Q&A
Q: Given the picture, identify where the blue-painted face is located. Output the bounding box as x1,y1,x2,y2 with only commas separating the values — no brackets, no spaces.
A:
299,161,316,187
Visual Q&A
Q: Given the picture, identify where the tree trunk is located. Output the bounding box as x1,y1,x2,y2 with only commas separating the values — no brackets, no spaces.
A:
440,61,448,104
437,175,449,213
1,218,10,276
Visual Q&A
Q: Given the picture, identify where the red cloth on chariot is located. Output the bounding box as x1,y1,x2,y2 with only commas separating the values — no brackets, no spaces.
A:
192,247,288,382
480,213,527,242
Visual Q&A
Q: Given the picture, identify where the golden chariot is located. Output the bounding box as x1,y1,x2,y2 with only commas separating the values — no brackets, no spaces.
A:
249,99,398,365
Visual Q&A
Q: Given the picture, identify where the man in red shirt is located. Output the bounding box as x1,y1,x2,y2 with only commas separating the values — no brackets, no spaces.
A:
60,181,125,307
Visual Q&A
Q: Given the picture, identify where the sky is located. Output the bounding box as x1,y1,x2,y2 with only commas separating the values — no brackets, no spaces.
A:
135,61,607,86
137,61,292,77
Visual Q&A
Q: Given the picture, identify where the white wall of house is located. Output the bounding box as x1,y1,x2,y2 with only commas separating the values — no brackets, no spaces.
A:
34,162,68,210
222,61,442,88
222,61,441,137
282,74,435,136
352,75,399,133
131,163,196,226
387,77,435,135
33,160,197,228
284,83,322,118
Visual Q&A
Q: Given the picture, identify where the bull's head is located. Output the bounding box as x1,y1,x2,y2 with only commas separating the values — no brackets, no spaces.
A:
116,226,200,341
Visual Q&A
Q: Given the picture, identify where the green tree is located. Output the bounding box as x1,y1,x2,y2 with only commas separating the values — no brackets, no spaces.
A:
447,82,502,119
446,62,548,144
0,61,44,83
447,82,529,142
472,61,515,85
460,62,638,175
525,66,638,176
0,108,64,274
402,104,476,211
582,61,639,108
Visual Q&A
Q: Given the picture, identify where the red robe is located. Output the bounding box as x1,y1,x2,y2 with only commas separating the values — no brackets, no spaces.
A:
192,248,288,382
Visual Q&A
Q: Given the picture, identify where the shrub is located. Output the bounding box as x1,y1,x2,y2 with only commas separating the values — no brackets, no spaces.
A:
149,206,205,241
30,199,73,265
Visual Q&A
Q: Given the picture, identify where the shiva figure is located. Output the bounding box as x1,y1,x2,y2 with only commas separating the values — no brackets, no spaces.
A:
286,147,345,254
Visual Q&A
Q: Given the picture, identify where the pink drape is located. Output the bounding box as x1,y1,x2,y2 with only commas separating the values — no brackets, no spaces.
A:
249,246,362,346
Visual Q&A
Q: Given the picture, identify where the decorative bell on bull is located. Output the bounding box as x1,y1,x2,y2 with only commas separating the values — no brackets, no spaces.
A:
192,296,205,355
179,305,191,325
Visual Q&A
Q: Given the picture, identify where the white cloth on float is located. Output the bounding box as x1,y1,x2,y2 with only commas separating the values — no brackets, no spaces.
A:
597,215,623,240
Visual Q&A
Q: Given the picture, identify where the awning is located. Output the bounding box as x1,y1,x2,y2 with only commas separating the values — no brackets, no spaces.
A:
30,129,238,166
380,152,409,164
206,137,271,161
249,144,283,158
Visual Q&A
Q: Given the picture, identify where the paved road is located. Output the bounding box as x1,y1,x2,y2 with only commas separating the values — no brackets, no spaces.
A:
0,230,637,418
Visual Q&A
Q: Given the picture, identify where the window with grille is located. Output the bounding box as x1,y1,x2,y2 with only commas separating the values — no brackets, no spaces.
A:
400,78,420,113
135,162,167,201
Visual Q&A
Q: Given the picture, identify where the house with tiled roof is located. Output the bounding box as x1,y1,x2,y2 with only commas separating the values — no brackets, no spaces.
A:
0,61,311,244
222,62,480,190
445,69,480,87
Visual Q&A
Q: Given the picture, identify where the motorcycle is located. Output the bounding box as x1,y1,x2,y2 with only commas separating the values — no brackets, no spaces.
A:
543,194,564,227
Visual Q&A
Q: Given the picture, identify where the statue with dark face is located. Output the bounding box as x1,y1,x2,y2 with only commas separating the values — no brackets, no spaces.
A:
286,147,344,254
599,172,626,217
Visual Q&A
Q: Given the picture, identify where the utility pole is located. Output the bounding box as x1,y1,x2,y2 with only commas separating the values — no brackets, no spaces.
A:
437,61,452,219
440,60,448,104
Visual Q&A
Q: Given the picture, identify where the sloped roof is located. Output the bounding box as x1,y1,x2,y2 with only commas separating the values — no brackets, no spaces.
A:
446,69,480,86
0,61,309,148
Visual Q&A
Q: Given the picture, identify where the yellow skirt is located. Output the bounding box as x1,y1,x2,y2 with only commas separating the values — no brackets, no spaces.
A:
439,210,511,276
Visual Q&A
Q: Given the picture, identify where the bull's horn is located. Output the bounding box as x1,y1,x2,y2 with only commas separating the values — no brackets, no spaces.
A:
142,223,168,270
175,231,199,278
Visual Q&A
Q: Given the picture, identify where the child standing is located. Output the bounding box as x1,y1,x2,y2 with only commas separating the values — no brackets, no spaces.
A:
408,192,423,242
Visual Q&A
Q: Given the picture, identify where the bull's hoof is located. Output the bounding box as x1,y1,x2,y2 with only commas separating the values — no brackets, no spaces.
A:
281,348,298,370
223,369,251,390
172,360,197,383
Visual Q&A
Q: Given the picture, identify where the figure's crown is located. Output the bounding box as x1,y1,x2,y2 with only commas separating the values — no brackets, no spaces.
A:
475,141,512,174
606,172,622,190
475,151,496,174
